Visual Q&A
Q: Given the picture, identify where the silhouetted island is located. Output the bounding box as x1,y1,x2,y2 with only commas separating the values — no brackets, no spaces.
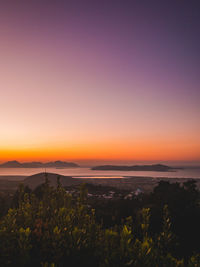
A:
0,160,79,168
91,164,176,172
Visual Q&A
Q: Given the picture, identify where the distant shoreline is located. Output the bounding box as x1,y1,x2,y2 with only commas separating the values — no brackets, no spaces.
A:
0,173,200,182
0,173,199,193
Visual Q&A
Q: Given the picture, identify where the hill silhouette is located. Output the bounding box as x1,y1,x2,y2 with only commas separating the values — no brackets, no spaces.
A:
23,172,79,189
0,160,79,168
91,164,176,172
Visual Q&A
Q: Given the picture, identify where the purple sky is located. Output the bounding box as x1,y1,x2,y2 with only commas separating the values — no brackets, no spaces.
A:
0,1,199,162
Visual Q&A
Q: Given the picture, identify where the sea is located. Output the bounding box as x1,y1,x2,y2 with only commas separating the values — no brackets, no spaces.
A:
0,167,200,181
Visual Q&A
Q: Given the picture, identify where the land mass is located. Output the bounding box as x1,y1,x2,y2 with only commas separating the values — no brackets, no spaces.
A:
91,164,177,172
0,160,79,168
0,172,199,194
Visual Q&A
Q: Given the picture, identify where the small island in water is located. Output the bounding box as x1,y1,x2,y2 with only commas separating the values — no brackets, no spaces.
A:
91,164,178,172
0,160,79,168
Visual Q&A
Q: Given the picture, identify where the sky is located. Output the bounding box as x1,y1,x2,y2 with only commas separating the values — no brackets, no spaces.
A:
0,0,200,163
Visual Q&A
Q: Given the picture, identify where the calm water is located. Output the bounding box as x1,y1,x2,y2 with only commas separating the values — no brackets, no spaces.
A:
0,167,199,181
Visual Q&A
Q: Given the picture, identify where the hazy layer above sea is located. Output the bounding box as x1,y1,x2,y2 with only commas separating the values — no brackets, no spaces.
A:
0,167,199,181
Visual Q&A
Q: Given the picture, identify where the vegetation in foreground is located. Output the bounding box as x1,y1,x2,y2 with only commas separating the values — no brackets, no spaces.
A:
0,175,199,267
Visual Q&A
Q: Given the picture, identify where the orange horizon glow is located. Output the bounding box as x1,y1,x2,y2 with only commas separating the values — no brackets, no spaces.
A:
0,139,199,162
0,3,199,164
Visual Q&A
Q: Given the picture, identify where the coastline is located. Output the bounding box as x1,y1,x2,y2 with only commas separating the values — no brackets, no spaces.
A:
0,174,199,193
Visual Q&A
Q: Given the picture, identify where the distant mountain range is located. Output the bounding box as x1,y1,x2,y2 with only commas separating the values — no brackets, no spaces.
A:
91,164,177,172
0,160,79,168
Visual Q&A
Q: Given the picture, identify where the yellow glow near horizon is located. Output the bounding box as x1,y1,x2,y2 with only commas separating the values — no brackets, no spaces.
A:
0,138,199,162
0,4,200,163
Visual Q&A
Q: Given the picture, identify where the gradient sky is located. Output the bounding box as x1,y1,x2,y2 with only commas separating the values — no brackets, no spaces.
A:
0,0,200,162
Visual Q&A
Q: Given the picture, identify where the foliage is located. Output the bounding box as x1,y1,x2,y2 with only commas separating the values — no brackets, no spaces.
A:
0,177,199,266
